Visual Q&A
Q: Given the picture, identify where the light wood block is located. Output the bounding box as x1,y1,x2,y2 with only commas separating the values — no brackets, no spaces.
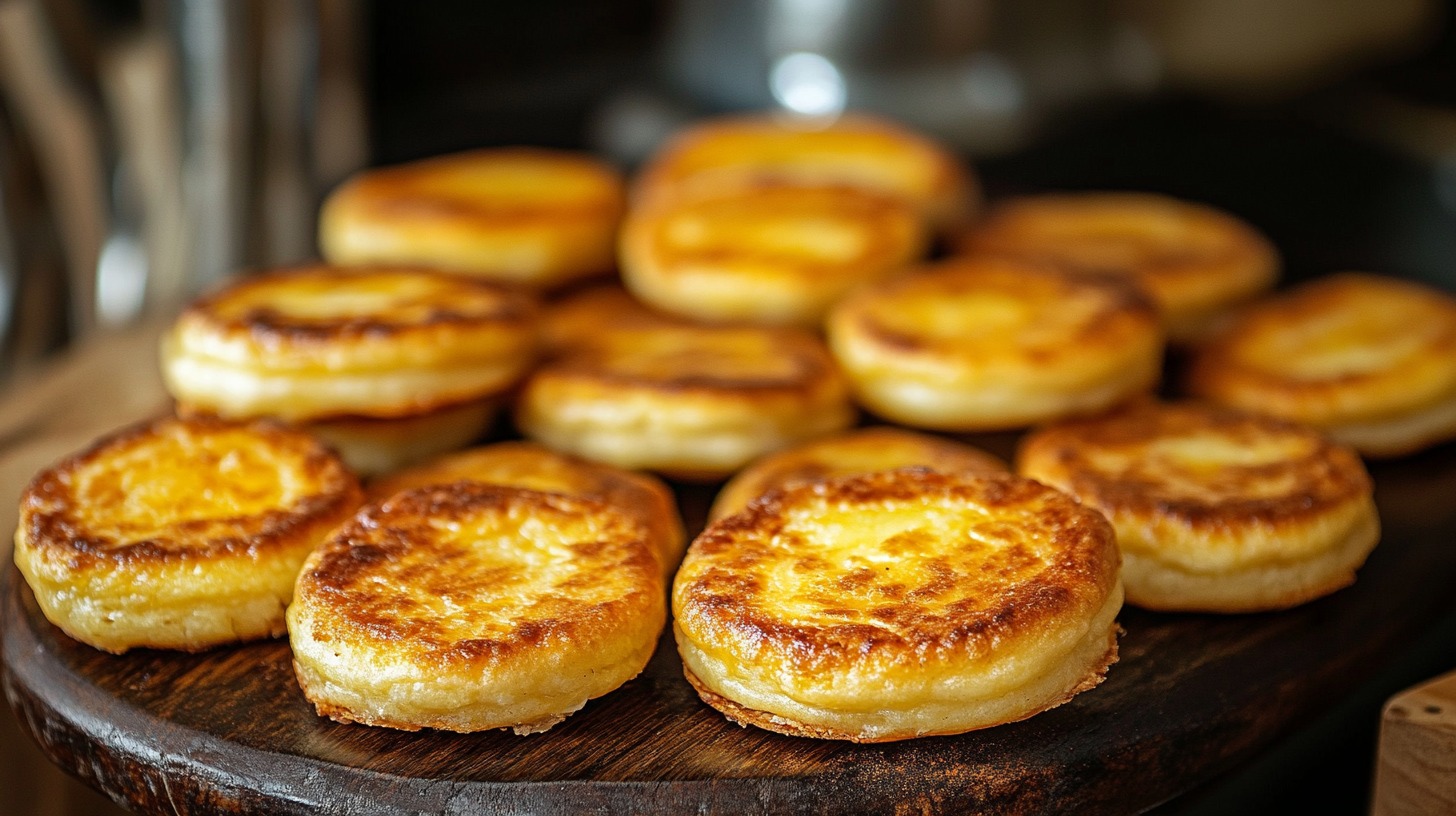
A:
1373,669,1456,815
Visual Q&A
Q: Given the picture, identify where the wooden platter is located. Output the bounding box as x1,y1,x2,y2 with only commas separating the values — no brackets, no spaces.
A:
7,444,1456,815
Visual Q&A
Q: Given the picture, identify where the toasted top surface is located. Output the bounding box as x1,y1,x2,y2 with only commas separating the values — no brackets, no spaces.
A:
1018,401,1372,530
830,256,1160,379
624,183,925,279
19,415,361,567
293,484,660,669
325,147,626,226
675,470,1119,673
710,427,1006,521
542,284,685,354
960,193,1276,297
636,113,974,225
1189,273,1456,424
537,322,847,399
168,265,538,372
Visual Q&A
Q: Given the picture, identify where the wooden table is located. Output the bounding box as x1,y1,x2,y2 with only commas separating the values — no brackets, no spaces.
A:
5,325,1456,814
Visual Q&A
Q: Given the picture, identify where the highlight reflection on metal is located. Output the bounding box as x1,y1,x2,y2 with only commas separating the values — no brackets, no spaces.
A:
770,52,847,117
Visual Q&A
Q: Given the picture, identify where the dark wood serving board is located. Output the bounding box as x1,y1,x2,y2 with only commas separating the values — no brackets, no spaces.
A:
7,445,1456,815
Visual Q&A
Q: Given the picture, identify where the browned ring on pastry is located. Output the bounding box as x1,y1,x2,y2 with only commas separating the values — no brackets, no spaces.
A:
288,483,664,734
956,192,1279,342
14,415,362,653
1187,272,1456,457
674,469,1122,742
517,322,855,479
320,147,627,288
1018,400,1380,612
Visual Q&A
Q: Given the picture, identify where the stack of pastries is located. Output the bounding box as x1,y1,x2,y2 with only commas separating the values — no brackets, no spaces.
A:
17,107,1455,744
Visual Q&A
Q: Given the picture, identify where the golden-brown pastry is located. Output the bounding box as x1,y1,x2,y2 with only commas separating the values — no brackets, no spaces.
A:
635,113,977,232
826,256,1163,431
674,469,1122,742
1188,273,1456,457
319,148,627,288
161,265,538,472
14,415,362,653
288,483,664,734
517,322,855,479
1017,401,1380,612
541,283,683,355
709,426,1005,521
620,182,927,326
368,441,685,575
958,192,1279,341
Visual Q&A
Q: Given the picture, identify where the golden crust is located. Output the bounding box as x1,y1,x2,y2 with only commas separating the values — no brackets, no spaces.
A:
367,441,685,575
825,256,1163,431
709,426,1005,522
161,265,539,422
516,323,856,479
541,283,685,355
957,193,1279,341
1187,273,1456,456
14,415,362,653
319,147,627,288
1018,401,1380,612
287,483,664,733
620,182,927,326
673,469,1122,741
635,113,977,231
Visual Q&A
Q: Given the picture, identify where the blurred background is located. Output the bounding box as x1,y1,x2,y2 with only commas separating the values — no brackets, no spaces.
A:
1,1,1455,813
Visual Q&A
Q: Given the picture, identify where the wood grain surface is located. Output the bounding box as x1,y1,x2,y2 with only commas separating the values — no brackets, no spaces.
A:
6,325,1456,814
1373,669,1456,816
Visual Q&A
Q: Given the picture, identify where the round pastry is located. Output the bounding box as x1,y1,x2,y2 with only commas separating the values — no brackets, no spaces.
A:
825,256,1163,431
957,192,1278,342
14,415,362,653
1017,401,1380,612
673,469,1123,742
620,182,927,326
635,113,977,232
517,323,856,479
319,147,626,288
541,283,682,355
161,265,538,472
288,483,664,734
1188,273,1456,457
368,441,685,575
709,426,1005,522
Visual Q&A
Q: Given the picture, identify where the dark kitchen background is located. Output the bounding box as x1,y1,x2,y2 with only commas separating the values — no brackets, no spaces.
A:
2,1,1455,814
